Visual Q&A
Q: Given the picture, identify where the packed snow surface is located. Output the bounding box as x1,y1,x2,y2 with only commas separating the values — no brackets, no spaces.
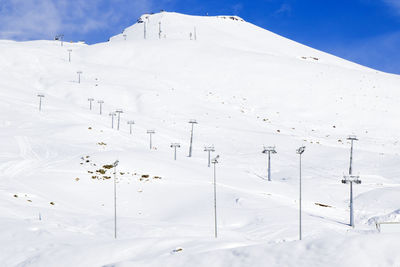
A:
1,12,400,266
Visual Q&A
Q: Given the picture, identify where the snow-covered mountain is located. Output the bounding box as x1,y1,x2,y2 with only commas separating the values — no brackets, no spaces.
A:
1,12,400,266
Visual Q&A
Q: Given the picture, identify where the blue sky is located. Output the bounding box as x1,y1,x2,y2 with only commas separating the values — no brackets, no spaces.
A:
0,0,399,74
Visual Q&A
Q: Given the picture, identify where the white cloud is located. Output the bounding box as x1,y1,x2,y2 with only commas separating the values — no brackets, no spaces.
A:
0,0,61,40
0,0,154,41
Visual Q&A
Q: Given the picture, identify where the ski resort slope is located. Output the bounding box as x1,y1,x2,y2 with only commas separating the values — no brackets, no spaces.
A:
0,11,400,266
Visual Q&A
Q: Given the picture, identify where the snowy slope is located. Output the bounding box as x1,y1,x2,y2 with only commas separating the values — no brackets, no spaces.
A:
0,11,400,267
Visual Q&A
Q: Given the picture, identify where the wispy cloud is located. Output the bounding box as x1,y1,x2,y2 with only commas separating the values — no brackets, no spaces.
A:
0,0,154,41
382,0,400,14
274,3,292,16
231,3,243,15
327,31,400,74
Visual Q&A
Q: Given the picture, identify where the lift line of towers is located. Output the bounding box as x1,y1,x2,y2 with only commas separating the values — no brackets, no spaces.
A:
36,91,360,240
58,14,197,44
37,34,362,240
140,16,197,41
37,91,220,239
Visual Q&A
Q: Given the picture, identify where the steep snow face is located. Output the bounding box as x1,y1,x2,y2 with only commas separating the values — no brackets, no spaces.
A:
0,11,400,267
89,12,400,147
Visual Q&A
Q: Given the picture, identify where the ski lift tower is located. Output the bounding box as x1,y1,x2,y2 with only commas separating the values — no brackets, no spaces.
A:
37,93,45,111
147,130,155,149
170,143,181,160
262,146,277,181
127,120,135,134
88,98,94,110
144,21,147,39
188,119,198,157
211,155,220,238
115,109,123,130
113,160,119,239
204,146,215,167
67,49,72,62
97,100,104,115
55,34,64,46
296,146,305,240
109,112,116,128
342,135,361,227
77,71,82,83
